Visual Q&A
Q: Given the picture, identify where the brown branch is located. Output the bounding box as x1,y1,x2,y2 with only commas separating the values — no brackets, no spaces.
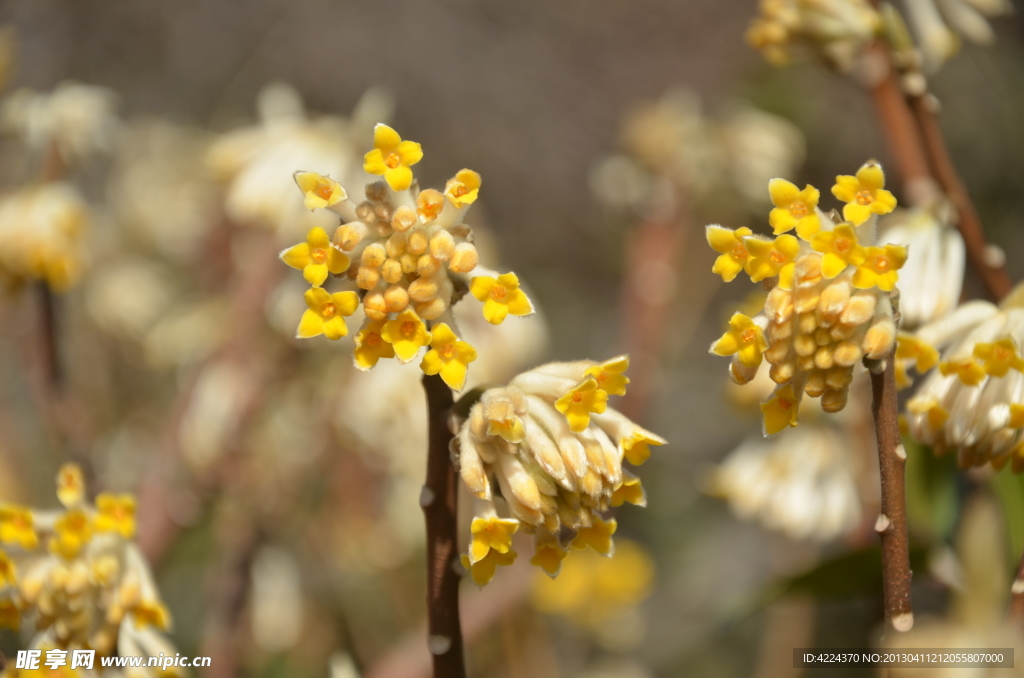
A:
869,351,913,633
866,53,934,191
420,373,467,678
909,95,1013,301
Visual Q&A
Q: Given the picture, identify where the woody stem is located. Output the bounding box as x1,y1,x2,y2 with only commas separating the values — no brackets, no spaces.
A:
421,373,467,678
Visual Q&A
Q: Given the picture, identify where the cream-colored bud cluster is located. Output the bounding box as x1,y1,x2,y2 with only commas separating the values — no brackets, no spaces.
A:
0,466,176,662
746,0,881,71
755,248,898,416
337,181,478,322
456,359,665,583
0,183,89,291
904,294,1024,471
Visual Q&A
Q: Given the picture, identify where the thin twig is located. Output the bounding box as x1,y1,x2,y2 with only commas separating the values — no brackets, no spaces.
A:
866,53,934,191
908,94,1013,301
869,352,913,633
420,373,467,678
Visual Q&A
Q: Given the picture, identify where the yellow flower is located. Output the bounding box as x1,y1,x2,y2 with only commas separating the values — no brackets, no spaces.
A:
470,272,534,325
132,600,171,631
973,338,1024,377
362,123,423,191
1009,404,1024,429
555,378,609,433
381,309,432,363
51,509,92,560
895,360,912,390
530,532,568,578
444,169,481,208
768,179,821,240
707,225,753,282
56,463,84,509
744,234,800,288
583,355,630,396
469,516,519,564
0,549,16,587
939,358,987,386
487,413,526,443
908,396,950,429
354,319,396,370
293,171,347,210
852,244,907,291
93,493,136,540
280,227,350,287
570,516,617,557
461,548,517,587
761,384,800,435
610,476,645,507
831,162,897,225
622,431,665,466
0,598,19,630
711,313,767,369
420,323,477,391
297,288,359,340
811,223,865,279
896,333,940,373
0,506,37,550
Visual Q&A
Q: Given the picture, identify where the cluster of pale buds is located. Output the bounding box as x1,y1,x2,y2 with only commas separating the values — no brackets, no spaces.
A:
279,124,534,388
902,287,1024,470
0,183,89,291
746,0,881,71
0,465,175,663
455,357,666,585
708,161,906,435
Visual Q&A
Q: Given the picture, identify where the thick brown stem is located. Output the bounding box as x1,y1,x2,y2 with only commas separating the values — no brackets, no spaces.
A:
421,373,466,678
909,95,1013,301
869,353,913,633
36,282,61,387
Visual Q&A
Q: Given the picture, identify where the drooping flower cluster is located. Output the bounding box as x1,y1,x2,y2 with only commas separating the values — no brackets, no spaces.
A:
0,465,177,670
279,123,534,390
899,0,1012,73
903,286,1024,471
708,161,905,435
0,182,90,291
455,357,666,585
746,0,881,71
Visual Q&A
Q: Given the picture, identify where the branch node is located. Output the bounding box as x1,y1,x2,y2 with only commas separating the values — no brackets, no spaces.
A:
875,514,891,533
891,612,914,633
894,444,907,461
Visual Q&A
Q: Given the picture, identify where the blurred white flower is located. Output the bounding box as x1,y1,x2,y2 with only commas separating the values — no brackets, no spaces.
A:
250,546,303,652
902,0,1013,72
1,81,118,163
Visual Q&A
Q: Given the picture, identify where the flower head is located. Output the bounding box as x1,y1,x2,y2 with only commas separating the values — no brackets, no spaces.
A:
353,319,396,370
811,223,865,278
56,463,85,509
445,169,481,208
469,512,519,564
973,338,1024,378
362,123,423,191
94,493,136,539
745,234,800,287
583,355,630,397
555,377,609,433
420,323,477,391
381,309,432,363
280,227,350,287
853,244,907,292
293,171,347,210
51,509,92,560
832,161,897,225
711,313,767,368
571,516,617,557
0,506,37,550
461,549,517,587
298,288,358,340
761,383,801,435
470,272,534,325
768,179,821,239
707,225,753,282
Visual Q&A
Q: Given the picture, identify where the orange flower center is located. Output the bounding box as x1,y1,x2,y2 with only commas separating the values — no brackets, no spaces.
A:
365,332,382,348
401,320,417,337
315,183,333,201
873,255,889,272
788,201,807,217
732,243,749,260
441,344,455,359
311,247,328,264
778,396,794,410
741,328,757,344
491,285,508,302
322,302,336,318
452,183,468,198
834,237,852,254
572,392,583,404
770,250,786,264
994,345,1012,362
385,152,402,169
855,189,873,206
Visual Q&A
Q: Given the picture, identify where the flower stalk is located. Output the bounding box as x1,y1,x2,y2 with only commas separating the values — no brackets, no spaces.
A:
421,373,467,678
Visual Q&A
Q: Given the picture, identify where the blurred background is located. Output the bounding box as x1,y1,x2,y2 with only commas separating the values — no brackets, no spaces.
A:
2,0,1024,676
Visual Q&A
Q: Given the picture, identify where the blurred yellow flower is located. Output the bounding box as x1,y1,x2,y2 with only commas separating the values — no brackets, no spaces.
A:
555,377,609,433
706,225,752,282
362,123,423,191
761,383,800,436
583,355,630,396
419,323,477,391
93,493,136,540
711,313,767,368
469,515,519,564
353,319,396,370
51,509,92,560
610,476,646,507
896,333,940,373
939,358,987,386
293,171,347,210
132,600,171,631
444,168,481,208
973,338,1024,377
461,549,517,587
570,516,617,556
0,549,15,587
470,272,534,325
622,431,664,466
56,463,84,509
0,506,37,550
853,244,907,292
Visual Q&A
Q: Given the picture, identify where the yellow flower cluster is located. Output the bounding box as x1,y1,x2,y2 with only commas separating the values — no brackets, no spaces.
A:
0,465,176,664
903,292,1024,471
456,357,666,586
0,183,89,291
708,162,905,435
279,124,534,390
746,0,881,71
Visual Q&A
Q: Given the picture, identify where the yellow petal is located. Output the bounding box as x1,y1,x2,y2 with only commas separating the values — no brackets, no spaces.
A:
304,286,332,312
297,309,324,338
707,225,739,253
768,178,799,207
397,140,423,166
856,163,886,191
843,202,871,226
505,289,533,316
769,207,798,235
363,148,387,175
279,242,311,270
373,123,402,152
327,247,350,275
420,349,444,376
482,298,509,325
440,360,469,391
308,226,330,249
323,315,349,340
384,165,414,191
795,214,821,241
821,252,847,279
470,276,495,301
831,175,859,203
429,323,458,347
303,262,329,286
332,291,360,316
